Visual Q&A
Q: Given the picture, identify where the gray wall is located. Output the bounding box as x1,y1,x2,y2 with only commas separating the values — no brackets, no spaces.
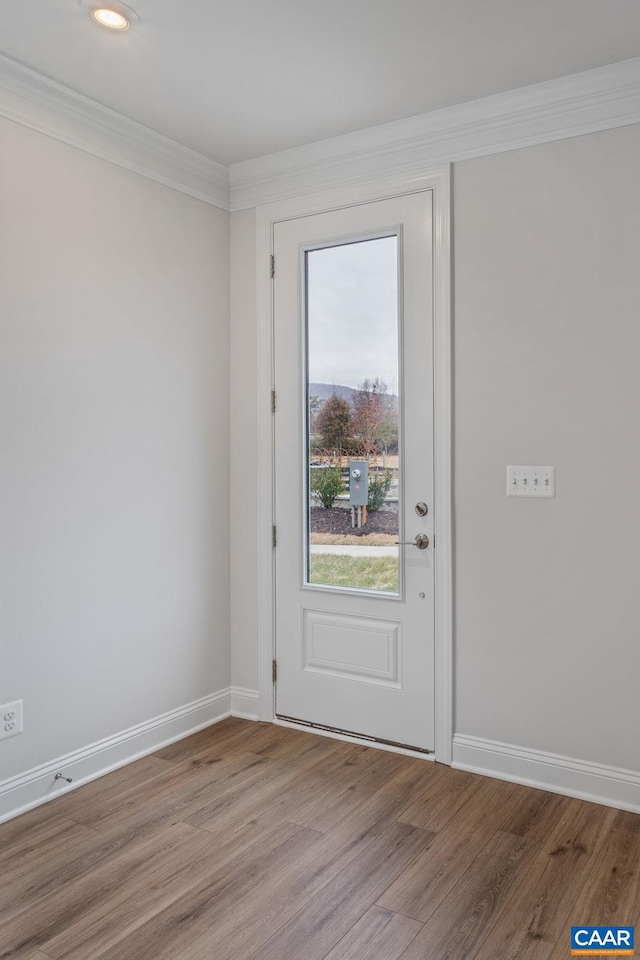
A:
230,122,640,774
3,109,637,788
454,124,640,770
0,118,230,779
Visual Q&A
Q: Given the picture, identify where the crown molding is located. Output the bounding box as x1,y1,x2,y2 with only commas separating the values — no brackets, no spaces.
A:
3,51,640,215
229,57,640,210
0,53,230,210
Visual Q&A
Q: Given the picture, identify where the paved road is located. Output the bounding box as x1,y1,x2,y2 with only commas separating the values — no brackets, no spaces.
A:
310,545,398,557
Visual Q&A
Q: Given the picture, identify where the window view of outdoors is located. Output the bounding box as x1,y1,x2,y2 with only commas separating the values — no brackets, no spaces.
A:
306,236,400,593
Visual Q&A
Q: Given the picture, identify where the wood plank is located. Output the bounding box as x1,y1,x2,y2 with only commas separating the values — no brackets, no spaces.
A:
101,798,389,960
245,724,343,761
1,721,635,960
2,800,235,926
395,830,532,960
43,820,319,960
471,799,618,960
1,816,317,960
326,754,444,836
398,766,484,832
416,775,539,838
235,823,434,960
253,728,343,767
158,720,340,771
165,720,307,763
1,818,90,875
225,741,428,839
288,748,437,834
80,751,276,834
43,822,226,960
183,742,377,837
83,818,334,960
0,820,107,922
228,744,441,853
172,822,435,960
0,802,86,853
612,808,640,835
162,740,368,834
42,756,176,823
378,823,498,922
491,782,558,838
108,762,435,960
0,949,57,960
155,717,247,761
1,822,206,957
67,751,262,829
379,775,570,925
321,906,422,960
548,818,640,960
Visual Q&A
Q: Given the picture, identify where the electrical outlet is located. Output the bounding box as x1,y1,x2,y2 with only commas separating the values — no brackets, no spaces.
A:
0,700,23,740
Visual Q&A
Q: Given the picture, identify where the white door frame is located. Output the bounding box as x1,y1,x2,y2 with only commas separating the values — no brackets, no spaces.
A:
253,164,453,763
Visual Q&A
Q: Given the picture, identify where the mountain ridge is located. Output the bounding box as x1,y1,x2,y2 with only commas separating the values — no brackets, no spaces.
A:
309,382,398,403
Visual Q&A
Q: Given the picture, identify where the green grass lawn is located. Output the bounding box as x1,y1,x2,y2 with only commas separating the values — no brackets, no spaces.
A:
309,555,399,592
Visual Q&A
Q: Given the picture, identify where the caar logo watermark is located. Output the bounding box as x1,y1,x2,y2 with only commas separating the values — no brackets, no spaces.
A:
571,927,634,955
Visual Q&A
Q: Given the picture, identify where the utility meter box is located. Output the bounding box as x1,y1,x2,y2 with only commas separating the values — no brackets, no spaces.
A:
349,460,369,506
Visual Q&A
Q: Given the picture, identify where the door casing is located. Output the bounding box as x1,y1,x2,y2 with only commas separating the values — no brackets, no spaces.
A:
253,165,453,763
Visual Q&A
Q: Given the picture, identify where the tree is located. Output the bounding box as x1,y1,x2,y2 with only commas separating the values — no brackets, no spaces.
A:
316,393,352,450
352,378,397,457
308,394,323,433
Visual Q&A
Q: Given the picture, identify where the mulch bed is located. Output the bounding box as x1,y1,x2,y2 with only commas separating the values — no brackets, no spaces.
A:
310,505,398,537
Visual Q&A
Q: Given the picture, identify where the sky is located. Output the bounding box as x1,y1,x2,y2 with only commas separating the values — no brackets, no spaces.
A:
307,235,399,392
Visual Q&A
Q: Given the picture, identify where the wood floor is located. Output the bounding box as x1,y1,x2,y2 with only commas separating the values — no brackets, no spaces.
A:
2,719,639,960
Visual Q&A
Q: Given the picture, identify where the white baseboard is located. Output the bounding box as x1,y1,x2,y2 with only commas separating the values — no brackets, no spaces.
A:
452,734,640,814
230,686,260,721
0,689,232,824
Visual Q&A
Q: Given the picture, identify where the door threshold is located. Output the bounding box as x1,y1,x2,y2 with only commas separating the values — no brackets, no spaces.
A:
275,714,434,759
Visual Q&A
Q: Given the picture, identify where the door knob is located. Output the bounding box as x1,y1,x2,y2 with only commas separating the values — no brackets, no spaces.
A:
395,533,429,550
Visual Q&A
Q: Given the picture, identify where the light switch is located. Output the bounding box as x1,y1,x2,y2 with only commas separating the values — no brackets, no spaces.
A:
507,465,555,498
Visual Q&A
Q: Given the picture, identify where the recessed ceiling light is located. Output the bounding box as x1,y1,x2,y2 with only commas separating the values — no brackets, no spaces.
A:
80,0,140,31
92,8,130,29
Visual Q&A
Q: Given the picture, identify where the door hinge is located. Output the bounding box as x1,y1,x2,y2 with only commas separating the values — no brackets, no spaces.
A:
272,525,277,548
270,254,275,279
271,389,276,413
272,659,277,683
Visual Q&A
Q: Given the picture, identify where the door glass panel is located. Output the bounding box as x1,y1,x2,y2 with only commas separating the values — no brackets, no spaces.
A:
305,236,400,594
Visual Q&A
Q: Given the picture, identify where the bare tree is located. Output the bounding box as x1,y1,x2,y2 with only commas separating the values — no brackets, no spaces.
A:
308,394,323,433
352,378,397,458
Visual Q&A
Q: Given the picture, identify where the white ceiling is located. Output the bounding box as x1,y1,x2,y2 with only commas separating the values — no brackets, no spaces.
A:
1,0,640,166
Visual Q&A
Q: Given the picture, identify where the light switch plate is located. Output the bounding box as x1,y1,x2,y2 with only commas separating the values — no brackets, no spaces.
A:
507,465,555,498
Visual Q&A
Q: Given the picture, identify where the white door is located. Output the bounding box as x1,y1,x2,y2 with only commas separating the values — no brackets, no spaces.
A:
273,192,434,752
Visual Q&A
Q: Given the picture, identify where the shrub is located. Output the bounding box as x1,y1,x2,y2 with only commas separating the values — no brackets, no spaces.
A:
367,470,393,512
310,466,345,509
